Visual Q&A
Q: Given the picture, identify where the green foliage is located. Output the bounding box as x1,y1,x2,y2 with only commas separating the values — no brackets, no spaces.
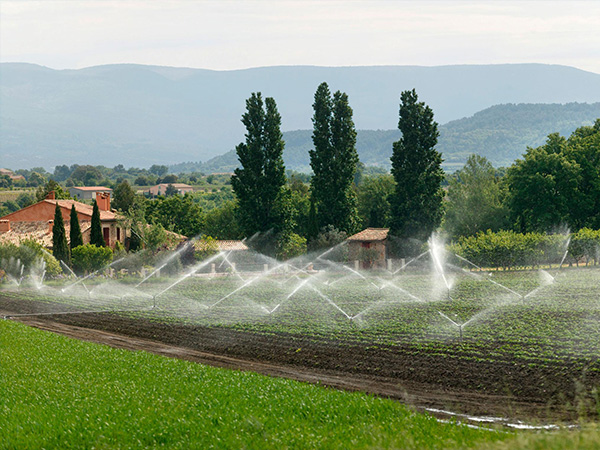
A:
35,180,70,202
112,180,136,212
451,230,571,269
145,194,203,238
231,93,288,237
389,89,444,252
71,244,113,274
193,236,220,261
309,82,360,234
506,121,600,232
444,155,510,238
568,228,600,265
357,174,395,228
0,240,62,278
202,201,243,240
69,204,83,250
276,232,307,260
90,200,105,247
52,202,70,266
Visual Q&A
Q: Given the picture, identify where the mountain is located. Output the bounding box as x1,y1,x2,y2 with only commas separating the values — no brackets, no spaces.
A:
1,63,600,169
170,102,600,173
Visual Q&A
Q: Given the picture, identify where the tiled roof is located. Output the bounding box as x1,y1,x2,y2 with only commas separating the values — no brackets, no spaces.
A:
0,221,91,248
45,199,118,221
347,228,389,242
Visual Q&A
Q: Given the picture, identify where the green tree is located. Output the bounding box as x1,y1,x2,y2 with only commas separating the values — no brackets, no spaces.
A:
35,180,71,202
145,194,203,238
112,180,136,212
52,202,70,266
444,155,510,238
389,89,444,253
357,174,395,228
202,201,243,240
69,204,83,250
90,200,105,247
165,184,178,197
309,82,360,234
231,93,288,237
506,134,582,232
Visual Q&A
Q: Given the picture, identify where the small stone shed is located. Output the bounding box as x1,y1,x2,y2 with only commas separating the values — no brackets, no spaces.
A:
347,228,389,269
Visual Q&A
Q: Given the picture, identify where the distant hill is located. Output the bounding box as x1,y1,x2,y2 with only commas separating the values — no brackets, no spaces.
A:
2,63,600,170
170,102,600,173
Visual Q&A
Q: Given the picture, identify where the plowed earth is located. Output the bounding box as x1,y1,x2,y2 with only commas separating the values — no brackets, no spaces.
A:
2,294,597,424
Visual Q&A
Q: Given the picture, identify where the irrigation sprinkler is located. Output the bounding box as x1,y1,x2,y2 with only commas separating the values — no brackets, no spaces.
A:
438,311,464,340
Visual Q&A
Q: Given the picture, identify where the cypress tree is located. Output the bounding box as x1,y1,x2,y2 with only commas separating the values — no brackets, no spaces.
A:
52,202,70,265
69,204,83,249
231,92,288,237
90,200,105,247
389,89,444,254
309,82,359,234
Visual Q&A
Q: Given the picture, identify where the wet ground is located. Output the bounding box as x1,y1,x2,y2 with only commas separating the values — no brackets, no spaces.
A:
2,294,598,425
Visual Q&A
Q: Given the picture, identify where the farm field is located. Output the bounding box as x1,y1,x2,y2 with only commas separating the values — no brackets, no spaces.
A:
3,312,600,449
2,255,599,424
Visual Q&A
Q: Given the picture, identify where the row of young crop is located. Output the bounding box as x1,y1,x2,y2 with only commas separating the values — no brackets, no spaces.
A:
450,228,600,270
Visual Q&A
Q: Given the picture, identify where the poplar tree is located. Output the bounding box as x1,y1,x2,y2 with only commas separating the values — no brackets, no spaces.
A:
69,204,83,249
389,89,444,253
231,92,288,237
90,200,105,247
52,202,70,265
309,82,359,235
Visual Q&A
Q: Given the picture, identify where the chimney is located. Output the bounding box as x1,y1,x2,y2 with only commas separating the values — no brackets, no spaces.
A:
46,191,56,200
96,192,111,211
48,220,54,233
0,220,10,232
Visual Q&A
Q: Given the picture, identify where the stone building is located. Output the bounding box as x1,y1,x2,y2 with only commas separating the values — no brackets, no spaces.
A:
347,228,389,269
0,191,125,249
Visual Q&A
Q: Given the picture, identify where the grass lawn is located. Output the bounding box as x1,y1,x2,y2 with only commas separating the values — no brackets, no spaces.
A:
1,319,598,449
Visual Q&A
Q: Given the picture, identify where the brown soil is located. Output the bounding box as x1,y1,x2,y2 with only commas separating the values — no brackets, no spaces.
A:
2,294,598,424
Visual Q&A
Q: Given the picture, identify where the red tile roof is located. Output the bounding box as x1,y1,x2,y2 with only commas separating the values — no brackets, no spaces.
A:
45,199,118,221
347,228,389,242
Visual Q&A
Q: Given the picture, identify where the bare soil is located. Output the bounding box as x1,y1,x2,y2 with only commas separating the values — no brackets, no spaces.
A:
2,294,598,424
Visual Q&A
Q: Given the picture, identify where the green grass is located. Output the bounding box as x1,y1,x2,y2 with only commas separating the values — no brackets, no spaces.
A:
1,319,509,450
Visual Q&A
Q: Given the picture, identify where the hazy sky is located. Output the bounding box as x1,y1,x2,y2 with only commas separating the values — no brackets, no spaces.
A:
2,0,600,73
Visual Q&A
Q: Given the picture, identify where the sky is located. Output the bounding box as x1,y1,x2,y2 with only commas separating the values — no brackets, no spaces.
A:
1,0,600,74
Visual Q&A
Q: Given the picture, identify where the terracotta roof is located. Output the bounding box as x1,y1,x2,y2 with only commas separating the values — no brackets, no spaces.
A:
69,186,112,191
347,228,389,242
0,221,91,248
45,199,118,221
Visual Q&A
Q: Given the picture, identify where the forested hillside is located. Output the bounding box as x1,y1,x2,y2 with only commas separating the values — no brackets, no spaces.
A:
171,102,600,173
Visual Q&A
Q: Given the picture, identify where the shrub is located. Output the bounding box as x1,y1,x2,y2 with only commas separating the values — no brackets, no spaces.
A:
71,244,113,274
277,233,307,260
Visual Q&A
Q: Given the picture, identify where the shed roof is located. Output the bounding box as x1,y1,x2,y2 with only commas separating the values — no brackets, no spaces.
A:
347,228,389,242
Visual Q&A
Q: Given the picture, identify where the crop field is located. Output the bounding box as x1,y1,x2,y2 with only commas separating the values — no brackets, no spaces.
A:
2,249,600,422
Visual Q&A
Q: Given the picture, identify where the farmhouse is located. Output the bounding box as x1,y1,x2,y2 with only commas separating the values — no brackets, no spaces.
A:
147,183,194,197
68,186,112,200
0,168,25,182
347,227,389,269
0,191,125,249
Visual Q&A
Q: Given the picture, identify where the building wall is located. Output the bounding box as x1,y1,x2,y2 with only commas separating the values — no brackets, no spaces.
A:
69,188,112,200
1,202,91,223
348,240,387,269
